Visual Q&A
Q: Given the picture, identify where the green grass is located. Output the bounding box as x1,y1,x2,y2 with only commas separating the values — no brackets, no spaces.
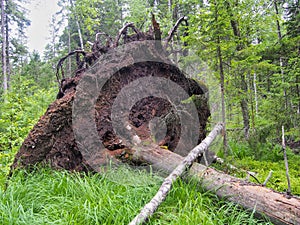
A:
0,166,272,225
150,178,271,225
233,157,300,195
216,141,300,196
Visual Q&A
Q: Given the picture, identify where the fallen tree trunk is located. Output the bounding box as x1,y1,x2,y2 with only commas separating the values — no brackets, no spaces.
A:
129,123,223,225
129,142,300,225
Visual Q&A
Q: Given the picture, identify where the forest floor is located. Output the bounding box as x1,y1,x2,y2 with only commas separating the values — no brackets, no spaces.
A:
0,83,299,224
0,166,273,225
0,138,299,224
214,140,300,196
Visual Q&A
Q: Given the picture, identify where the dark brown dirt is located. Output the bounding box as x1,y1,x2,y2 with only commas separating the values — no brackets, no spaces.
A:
11,22,210,172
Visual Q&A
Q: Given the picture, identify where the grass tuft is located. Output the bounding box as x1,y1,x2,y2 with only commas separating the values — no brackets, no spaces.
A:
0,166,272,224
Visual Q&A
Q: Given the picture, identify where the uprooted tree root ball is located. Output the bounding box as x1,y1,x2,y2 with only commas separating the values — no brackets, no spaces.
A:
11,16,210,172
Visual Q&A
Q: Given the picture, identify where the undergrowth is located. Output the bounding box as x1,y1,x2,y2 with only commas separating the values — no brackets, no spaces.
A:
0,77,294,224
0,77,56,188
216,141,300,196
0,166,272,225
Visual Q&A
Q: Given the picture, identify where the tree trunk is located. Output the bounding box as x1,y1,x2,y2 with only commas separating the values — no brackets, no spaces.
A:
68,21,72,74
297,74,300,114
254,72,258,114
214,1,228,154
282,126,292,196
1,0,8,94
274,0,288,110
240,92,250,139
130,144,300,225
5,0,9,88
226,2,250,139
217,43,228,155
69,0,84,50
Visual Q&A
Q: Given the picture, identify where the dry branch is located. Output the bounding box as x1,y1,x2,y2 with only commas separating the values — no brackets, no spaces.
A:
215,157,260,183
282,126,292,196
129,123,224,225
95,32,112,43
151,13,161,41
263,170,273,186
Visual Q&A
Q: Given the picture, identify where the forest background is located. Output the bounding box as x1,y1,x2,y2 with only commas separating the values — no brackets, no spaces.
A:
0,0,299,224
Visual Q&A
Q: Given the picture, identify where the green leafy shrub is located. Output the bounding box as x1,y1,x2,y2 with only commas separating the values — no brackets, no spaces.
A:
0,76,56,188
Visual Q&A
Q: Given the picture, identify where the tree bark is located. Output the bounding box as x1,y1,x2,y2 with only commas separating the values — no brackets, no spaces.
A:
217,43,228,155
69,0,84,50
129,143,300,225
254,72,258,114
1,0,8,94
214,1,228,154
274,0,288,110
282,126,291,196
68,20,72,74
5,0,9,88
226,1,250,139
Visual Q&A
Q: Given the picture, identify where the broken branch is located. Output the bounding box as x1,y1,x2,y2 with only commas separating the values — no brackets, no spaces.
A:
129,123,223,225
282,125,292,196
151,13,161,41
95,32,113,47
263,170,273,186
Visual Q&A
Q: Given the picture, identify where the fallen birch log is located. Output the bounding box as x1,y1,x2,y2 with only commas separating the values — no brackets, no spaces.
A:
129,123,224,225
129,133,300,225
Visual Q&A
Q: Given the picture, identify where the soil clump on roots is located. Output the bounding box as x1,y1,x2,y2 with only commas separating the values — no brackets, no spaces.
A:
11,17,210,172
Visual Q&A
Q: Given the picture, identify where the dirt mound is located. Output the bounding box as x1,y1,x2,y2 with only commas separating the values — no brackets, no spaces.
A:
11,18,210,172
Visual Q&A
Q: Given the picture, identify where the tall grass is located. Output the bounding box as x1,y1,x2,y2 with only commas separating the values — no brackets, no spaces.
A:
0,166,272,225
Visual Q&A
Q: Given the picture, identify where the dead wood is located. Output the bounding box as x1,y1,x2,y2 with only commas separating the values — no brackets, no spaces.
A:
11,26,210,172
215,157,261,183
282,126,292,196
114,23,145,47
129,123,223,225
151,13,161,41
165,16,189,56
56,50,86,82
128,143,300,225
263,170,273,186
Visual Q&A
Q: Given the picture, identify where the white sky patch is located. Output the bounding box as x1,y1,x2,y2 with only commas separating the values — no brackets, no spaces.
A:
25,0,60,55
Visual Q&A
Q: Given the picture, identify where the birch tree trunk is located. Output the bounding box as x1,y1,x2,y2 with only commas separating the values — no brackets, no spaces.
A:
69,0,84,50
